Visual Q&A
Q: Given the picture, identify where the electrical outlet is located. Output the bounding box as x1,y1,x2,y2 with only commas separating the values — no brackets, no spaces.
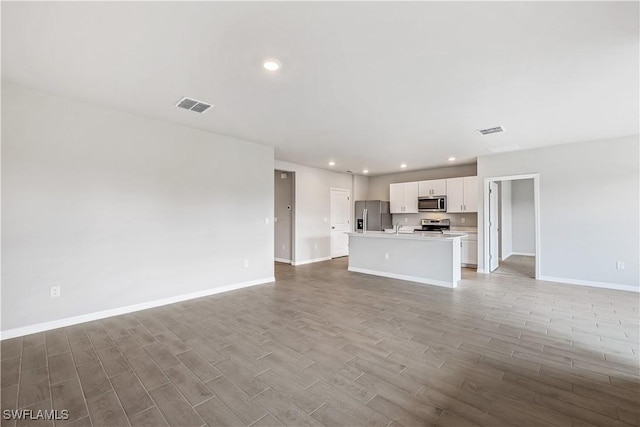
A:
50,286,61,298
264,217,269,225
244,259,249,268
616,261,625,270
384,253,389,260
461,217,466,224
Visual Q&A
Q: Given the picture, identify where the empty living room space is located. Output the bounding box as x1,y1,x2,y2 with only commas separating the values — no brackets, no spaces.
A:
1,2,638,427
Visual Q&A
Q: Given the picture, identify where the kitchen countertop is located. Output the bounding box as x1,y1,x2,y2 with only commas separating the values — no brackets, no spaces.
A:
347,231,465,241
449,226,478,232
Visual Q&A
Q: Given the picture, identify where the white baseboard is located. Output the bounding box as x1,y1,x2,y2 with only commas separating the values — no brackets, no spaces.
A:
510,252,535,257
292,256,331,266
0,277,275,340
348,266,456,289
274,258,291,264
538,275,639,293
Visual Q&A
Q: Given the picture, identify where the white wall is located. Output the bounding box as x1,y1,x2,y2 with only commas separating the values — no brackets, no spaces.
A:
499,181,513,259
511,179,535,256
2,83,275,334
274,170,293,262
477,135,639,289
274,160,352,264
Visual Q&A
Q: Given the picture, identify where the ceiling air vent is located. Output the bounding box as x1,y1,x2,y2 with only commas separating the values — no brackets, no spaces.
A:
175,97,213,114
477,126,505,136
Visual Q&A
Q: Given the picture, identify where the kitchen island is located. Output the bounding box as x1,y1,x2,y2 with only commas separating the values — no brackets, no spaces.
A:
347,231,465,288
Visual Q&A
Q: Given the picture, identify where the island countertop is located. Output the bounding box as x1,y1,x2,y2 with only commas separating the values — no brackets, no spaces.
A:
346,231,466,241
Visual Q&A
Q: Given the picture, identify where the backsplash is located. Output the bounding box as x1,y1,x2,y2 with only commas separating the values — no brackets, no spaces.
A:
391,212,478,227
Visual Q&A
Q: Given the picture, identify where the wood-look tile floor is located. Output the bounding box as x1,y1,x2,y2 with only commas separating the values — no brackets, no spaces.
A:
493,255,536,279
2,258,639,427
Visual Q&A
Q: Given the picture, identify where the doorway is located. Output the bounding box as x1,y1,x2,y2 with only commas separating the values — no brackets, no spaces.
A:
330,188,350,258
274,170,295,264
484,174,540,279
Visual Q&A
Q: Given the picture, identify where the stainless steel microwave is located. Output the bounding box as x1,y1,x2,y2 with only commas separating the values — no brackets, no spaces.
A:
418,196,446,212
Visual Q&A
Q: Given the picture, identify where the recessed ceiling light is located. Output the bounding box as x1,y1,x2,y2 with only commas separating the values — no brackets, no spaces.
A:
263,59,281,71
400,164,407,169
328,161,335,166
363,169,369,174
448,157,456,161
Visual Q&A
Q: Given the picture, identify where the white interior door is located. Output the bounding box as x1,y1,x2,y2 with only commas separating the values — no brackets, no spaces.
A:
489,181,499,271
330,188,350,258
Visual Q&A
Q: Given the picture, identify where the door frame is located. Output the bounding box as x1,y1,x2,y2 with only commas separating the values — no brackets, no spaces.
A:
330,187,351,258
274,169,296,265
488,180,499,272
482,174,540,279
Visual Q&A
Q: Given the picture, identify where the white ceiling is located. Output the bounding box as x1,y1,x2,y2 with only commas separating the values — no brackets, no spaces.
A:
2,2,638,176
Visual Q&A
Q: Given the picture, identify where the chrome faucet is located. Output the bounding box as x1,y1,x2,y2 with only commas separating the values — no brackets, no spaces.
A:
394,221,401,234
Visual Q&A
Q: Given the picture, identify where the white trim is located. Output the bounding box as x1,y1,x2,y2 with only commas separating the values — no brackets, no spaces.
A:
483,174,540,279
0,277,275,340
274,258,291,264
348,266,457,289
509,252,535,257
292,256,331,266
538,275,639,293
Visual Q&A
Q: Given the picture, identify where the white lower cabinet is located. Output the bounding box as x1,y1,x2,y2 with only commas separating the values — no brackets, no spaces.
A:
461,233,478,266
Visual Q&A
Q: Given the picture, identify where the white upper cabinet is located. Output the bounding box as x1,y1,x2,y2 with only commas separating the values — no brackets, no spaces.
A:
418,179,447,197
446,176,477,213
390,183,404,214
390,182,419,214
403,181,419,213
446,178,464,213
463,176,477,212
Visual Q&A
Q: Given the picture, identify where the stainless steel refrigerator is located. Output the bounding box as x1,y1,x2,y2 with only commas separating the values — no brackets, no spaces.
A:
355,200,392,231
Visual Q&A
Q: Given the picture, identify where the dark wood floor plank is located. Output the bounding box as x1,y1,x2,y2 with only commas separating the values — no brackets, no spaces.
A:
17,367,49,408
50,377,88,425
110,371,154,417
76,360,112,399
128,406,169,427
253,388,323,427
1,338,22,361
128,355,169,391
175,350,222,383
45,330,70,357
1,356,21,389
148,383,204,427
20,344,46,372
163,364,213,406
193,397,244,427
47,352,76,385
142,343,180,370
204,375,267,425
97,347,131,378
85,390,129,427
